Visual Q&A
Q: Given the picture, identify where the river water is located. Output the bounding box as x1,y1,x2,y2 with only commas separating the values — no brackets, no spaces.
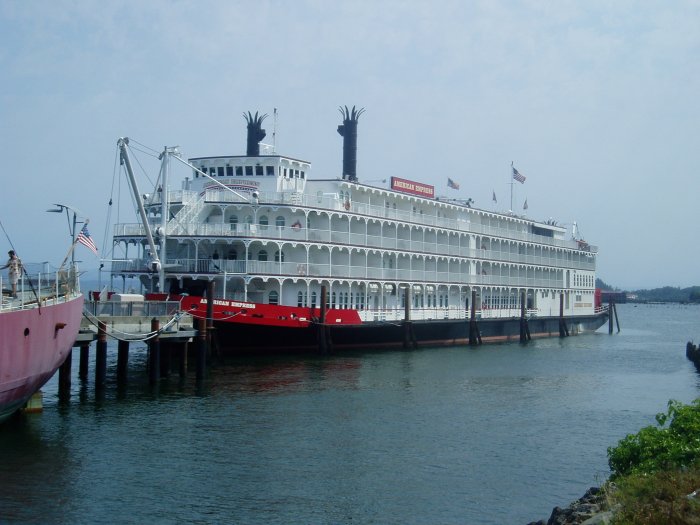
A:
1,303,699,524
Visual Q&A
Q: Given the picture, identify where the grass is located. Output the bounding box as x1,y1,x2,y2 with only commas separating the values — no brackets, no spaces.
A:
602,399,700,524
607,466,700,524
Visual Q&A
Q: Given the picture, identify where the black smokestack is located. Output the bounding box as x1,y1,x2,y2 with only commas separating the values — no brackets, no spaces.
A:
244,111,268,156
337,105,365,181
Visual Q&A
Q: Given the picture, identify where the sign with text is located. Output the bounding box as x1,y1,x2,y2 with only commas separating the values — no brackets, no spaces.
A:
391,177,435,199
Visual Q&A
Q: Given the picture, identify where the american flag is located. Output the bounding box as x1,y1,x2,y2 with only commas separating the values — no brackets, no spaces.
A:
512,166,526,184
77,224,98,255
447,177,460,190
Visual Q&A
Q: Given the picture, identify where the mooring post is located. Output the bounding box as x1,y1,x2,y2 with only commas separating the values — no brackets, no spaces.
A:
160,341,171,379
559,293,568,337
148,318,160,386
608,298,614,334
117,339,129,384
58,350,72,401
520,290,530,342
614,302,621,333
96,320,107,389
403,291,412,349
79,343,90,381
206,281,215,358
196,317,207,382
318,285,328,354
469,290,481,345
178,340,188,378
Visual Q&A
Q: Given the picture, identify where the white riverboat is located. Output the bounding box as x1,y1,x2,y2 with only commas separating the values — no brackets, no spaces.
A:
109,107,607,352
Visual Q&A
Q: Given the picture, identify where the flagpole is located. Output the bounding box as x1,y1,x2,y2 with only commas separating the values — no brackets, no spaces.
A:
510,161,514,212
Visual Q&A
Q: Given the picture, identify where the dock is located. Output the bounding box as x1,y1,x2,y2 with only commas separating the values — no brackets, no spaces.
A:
58,299,202,399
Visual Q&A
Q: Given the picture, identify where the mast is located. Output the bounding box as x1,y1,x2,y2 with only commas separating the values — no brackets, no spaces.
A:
118,138,162,277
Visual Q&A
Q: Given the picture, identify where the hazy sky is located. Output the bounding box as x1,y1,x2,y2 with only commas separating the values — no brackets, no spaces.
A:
1,1,698,290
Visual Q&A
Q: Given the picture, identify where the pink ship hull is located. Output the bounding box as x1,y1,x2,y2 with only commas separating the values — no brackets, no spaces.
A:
0,293,84,423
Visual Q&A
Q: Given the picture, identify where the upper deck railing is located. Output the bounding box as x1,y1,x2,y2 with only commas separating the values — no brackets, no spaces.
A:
141,189,597,253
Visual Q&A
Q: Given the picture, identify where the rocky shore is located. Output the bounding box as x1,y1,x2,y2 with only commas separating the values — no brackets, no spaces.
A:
526,486,615,525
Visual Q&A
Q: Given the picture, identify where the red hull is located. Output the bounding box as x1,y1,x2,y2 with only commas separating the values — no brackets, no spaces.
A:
178,295,362,327
0,294,84,422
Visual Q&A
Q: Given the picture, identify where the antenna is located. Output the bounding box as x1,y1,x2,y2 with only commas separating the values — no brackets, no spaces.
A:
273,107,277,153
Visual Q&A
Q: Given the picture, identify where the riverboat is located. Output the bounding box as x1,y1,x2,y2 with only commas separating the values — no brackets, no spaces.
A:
109,107,608,352
0,265,83,422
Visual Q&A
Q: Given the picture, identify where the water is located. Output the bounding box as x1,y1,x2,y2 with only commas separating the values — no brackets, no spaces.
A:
1,304,699,524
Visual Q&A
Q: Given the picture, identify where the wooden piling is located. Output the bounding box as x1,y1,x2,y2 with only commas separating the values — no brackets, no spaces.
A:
318,285,328,354
58,350,72,401
559,293,569,337
614,302,621,333
403,292,412,349
195,317,207,382
117,339,129,384
148,318,160,386
178,341,188,378
96,320,107,389
79,343,89,381
520,291,530,342
608,299,614,334
160,341,171,378
206,281,215,358
469,290,481,345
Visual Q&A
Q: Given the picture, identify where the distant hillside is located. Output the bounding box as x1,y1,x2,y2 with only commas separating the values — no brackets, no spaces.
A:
596,278,700,303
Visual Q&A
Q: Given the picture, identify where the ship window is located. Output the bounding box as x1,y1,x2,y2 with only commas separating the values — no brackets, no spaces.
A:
269,290,279,305
226,166,233,176
217,167,224,177
331,292,337,308
229,215,238,231
209,167,217,176
274,250,284,262
236,166,243,176
297,291,303,307
259,215,268,230
228,249,238,260
245,166,253,176
311,291,317,308
276,216,285,228
255,165,264,176
193,169,199,179
258,250,268,261
266,166,275,176
245,215,253,225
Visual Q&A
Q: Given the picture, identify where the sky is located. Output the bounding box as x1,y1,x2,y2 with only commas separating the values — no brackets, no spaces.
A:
1,0,698,290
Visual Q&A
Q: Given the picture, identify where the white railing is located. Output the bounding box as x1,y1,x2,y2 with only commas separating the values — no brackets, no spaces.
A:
112,222,596,271
109,257,569,289
0,265,80,312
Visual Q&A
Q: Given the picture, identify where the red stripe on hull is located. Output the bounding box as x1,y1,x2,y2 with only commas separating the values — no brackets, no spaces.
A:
0,294,84,423
179,296,362,327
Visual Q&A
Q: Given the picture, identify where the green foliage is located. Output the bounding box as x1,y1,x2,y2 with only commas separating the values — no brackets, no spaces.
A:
608,400,700,479
689,287,700,303
596,277,616,290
